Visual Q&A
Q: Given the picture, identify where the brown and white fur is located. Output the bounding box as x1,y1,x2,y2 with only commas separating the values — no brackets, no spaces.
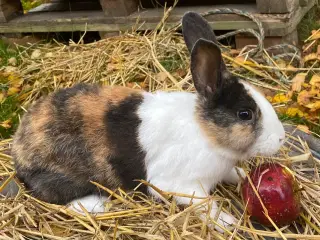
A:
8,12,285,232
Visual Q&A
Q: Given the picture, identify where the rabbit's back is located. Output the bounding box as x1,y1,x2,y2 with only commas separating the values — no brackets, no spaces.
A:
12,83,147,204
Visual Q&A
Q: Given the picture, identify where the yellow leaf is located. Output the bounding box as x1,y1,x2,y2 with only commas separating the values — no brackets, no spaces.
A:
303,53,319,63
231,56,255,69
7,87,20,96
310,74,320,87
305,101,320,111
0,120,12,129
275,59,287,69
291,73,307,92
273,93,291,103
286,107,304,117
297,125,310,134
310,31,320,40
7,74,23,88
297,90,313,105
0,93,4,102
302,83,310,88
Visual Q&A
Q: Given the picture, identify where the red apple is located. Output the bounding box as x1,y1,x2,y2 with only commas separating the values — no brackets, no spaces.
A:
242,163,301,226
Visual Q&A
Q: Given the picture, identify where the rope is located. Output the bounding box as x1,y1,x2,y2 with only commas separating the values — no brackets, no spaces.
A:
198,8,301,84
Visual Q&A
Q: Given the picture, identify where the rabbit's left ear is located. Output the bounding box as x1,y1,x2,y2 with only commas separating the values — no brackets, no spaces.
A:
190,38,225,98
182,12,218,52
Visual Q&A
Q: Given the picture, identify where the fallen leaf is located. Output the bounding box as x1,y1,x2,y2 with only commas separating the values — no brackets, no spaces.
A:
229,49,241,55
297,90,314,105
8,74,23,88
0,120,12,129
3,66,18,73
272,93,291,103
275,59,288,69
303,53,319,63
31,49,42,59
231,56,255,69
286,107,304,117
291,73,307,92
0,92,4,102
310,74,320,87
286,65,298,72
174,69,187,78
7,87,20,96
287,91,294,99
310,30,320,41
297,125,310,134
8,57,17,66
305,101,320,111
155,72,168,82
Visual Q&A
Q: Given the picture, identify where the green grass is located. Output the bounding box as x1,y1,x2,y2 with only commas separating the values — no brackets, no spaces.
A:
297,4,320,42
0,95,22,139
0,40,22,139
0,40,20,67
160,54,185,72
21,0,45,12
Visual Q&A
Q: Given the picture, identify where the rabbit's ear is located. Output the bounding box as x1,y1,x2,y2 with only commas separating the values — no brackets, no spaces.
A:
191,38,225,98
182,12,219,52
182,11,227,72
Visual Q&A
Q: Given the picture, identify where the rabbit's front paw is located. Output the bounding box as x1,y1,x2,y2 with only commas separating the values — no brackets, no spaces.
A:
67,195,108,214
214,211,237,232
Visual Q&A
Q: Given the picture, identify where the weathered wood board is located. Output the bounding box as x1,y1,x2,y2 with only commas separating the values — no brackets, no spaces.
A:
99,0,139,17
0,0,316,38
0,0,23,23
256,0,299,13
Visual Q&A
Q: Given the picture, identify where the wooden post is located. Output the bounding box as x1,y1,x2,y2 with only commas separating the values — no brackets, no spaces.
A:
299,0,308,6
256,0,299,13
235,29,299,49
0,0,23,23
99,0,139,17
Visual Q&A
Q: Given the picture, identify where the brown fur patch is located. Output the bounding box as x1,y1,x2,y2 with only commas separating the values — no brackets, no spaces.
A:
65,86,143,187
12,96,54,169
195,109,256,152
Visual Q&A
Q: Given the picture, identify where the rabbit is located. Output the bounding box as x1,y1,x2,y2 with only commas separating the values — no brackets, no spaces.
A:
8,11,285,233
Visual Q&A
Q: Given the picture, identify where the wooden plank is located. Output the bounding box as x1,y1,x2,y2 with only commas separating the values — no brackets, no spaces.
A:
99,0,138,17
299,0,308,6
256,0,299,13
0,0,23,23
235,29,298,49
0,1,315,36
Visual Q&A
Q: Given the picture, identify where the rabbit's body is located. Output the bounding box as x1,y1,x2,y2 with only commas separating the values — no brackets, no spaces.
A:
9,12,286,232
12,84,146,204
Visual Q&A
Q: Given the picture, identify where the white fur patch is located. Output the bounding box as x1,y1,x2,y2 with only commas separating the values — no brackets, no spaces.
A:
137,91,242,231
138,91,239,195
241,82,285,156
137,87,284,232
68,195,108,214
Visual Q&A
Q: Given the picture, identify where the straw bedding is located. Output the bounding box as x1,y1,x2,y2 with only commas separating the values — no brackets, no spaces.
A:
1,7,320,240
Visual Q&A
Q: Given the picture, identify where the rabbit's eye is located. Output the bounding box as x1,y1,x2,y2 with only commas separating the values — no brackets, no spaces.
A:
237,109,253,121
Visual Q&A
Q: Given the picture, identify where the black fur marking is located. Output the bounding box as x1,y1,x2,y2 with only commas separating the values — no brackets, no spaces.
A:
38,83,102,203
201,76,260,130
105,94,147,193
15,163,96,205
